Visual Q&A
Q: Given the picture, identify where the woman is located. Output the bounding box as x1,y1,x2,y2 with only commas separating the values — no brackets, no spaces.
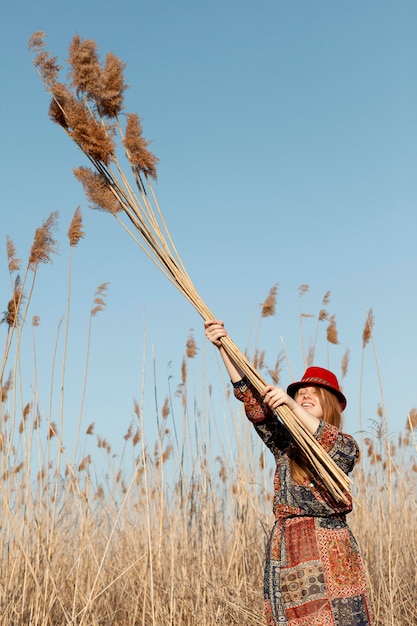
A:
205,320,373,626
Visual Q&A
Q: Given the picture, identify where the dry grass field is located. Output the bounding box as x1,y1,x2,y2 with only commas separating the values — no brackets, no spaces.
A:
1,224,416,626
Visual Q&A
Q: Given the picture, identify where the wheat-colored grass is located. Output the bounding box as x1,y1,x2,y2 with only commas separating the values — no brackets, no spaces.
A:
1,223,417,624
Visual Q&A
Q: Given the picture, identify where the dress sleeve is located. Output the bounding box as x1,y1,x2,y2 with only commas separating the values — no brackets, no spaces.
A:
313,421,359,475
233,377,292,457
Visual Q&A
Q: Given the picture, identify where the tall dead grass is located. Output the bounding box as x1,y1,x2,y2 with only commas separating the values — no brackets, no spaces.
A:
1,226,416,625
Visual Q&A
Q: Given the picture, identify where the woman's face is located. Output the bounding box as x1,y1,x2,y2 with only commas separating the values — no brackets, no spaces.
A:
294,386,324,419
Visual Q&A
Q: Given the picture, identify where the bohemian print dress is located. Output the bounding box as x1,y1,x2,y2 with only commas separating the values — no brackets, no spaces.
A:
233,378,373,626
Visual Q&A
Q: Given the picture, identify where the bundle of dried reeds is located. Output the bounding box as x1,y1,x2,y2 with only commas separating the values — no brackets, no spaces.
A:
28,31,351,501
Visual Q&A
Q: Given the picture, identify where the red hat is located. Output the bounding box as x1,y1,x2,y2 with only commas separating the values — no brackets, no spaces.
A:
287,366,347,411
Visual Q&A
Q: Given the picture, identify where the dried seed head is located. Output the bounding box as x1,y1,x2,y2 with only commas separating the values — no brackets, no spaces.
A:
258,350,265,370
322,291,331,306
162,397,170,419
66,97,115,164
306,344,314,367
48,82,73,128
48,422,57,439
32,315,41,326
23,403,31,420
78,455,91,471
406,408,417,431
1,372,13,403
29,211,59,270
261,283,278,318
362,309,374,348
162,444,172,464
68,35,102,99
95,485,104,500
67,206,85,246
318,309,328,321
132,429,140,446
3,276,24,328
100,52,127,117
341,348,350,379
86,422,95,435
186,332,198,358
6,237,21,273
181,358,187,387
216,456,227,483
74,166,123,214
29,31,60,89
326,315,339,345
298,283,309,297
268,353,283,385
91,282,109,316
123,113,159,180
268,369,279,385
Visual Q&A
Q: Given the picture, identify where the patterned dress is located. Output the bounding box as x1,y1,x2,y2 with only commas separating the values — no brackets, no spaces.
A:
233,378,373,626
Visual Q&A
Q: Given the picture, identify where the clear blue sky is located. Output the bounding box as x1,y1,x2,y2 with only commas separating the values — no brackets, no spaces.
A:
1,0,416,464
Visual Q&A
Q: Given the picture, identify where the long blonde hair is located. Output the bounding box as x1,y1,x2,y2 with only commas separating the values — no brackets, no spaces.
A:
290,387,342,485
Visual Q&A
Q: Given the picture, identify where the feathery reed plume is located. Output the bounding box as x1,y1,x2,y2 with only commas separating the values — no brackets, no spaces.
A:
124,113,159,181
322,290,331,306
2,276,24,328
1,371,13,402
161,397,170,419
30,32,352,501
268,353,284,385
301,313,314,320
28,211,59,269
362,308,374,348
406,408,417,432
132,428,140,446
326,314,339,345
298,283,309,297
67,206,85,246
48,422,58,439
28,31,60,89
78,454,91,471
306,344,314,367
261,283,278,318
124,424,133,441
68,35,103,99
341,348,350,379
6,237,21,273
86,422,95,435
32,315,40,326
74,167,123,214
185,332,198,358
100,52,127,117
133,398,140,420
91,282,109,316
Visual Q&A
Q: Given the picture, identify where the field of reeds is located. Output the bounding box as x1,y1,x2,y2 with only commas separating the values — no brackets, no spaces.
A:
1,216,416,626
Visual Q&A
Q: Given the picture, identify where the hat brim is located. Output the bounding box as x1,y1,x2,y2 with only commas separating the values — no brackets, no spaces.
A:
287,381,347,411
